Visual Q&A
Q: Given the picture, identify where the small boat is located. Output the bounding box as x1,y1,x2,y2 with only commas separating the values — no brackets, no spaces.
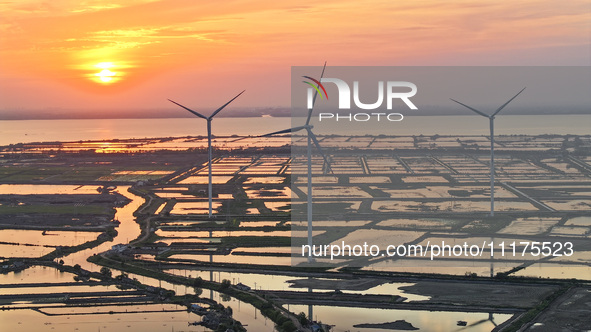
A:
457,320,467,326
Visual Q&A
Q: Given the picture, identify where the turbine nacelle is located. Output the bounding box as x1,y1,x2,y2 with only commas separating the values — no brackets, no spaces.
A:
168,90,245,121
261,61,333,176
167,90,245,218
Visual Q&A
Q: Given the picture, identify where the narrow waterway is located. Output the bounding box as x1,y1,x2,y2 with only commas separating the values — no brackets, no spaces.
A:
62,186,144,271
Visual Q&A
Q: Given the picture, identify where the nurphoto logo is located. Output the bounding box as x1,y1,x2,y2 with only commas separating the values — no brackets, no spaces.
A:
303,76,418,122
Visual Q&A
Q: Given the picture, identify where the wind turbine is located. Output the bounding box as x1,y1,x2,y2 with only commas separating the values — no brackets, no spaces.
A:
168,90,245,218
260,62,332,261
450,87,525,216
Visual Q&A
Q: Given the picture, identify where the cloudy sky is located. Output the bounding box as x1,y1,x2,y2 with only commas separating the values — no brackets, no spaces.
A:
1,0,589,114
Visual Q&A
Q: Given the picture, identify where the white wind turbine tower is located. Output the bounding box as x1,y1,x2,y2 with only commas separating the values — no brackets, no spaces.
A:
168,90,245,218
450,87,525,216
261,62,332,261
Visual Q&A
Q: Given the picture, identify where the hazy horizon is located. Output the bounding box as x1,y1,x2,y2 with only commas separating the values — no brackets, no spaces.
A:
1,105,590,120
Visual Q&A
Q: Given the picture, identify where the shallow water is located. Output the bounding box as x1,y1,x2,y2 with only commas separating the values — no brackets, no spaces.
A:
0,304,212,332
287,305,512,332
2,115,590,146
0,229,100,248
514,263,591,280
564,216,591,226
170,253,292,266
0,184,100,195
162,268,431,302
156,230,292,238
60,186,144,270
0,265,77,284
116,272,274,331
0,243,53,258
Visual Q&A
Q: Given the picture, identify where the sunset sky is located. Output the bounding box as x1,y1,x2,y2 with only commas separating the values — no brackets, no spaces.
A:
0,0,589,115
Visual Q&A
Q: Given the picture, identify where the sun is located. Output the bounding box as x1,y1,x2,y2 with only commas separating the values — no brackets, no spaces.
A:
93,62,118,84
96,69,116,82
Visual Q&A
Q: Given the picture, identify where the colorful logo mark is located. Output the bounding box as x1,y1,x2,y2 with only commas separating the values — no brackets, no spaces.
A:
302,76,328,100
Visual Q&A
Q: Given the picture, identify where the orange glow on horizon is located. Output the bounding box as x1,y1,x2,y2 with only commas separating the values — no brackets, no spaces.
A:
0,1,588,109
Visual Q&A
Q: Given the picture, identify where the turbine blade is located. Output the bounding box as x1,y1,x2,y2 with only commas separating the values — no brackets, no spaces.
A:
450,98,490,118
210,90,246,119
260,125,307,137
306,61,327,126
491,87,526,117
168,99,207,119
308,128,334,175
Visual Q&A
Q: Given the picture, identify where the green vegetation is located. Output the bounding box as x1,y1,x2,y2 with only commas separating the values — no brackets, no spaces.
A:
100,266,113,278
52,168,112,181
0,166,71,181
502,285,571,332
297,312,308,325
220,279,231,289
38,227,117,262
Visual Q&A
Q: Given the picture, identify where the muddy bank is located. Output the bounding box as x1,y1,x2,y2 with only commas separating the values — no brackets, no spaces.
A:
399,281,559,308
0,193,129,229
354,320,419,330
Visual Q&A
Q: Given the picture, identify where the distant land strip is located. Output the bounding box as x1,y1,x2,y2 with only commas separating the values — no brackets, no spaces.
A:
0,106,589,120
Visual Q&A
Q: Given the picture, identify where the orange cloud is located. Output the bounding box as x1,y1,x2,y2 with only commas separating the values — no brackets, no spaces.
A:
0,0,588,110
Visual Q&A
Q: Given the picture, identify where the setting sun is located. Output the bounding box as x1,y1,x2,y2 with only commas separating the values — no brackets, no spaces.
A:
96,69,116,82
93,62,118,84
0,0,588,106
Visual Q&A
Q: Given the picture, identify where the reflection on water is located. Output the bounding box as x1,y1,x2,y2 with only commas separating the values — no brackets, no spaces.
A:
287,305,511,332
244,177,285,184
58,186,144,271
0,304,212,332
0,229,100,247
178,176,233,184
115,272,273,331
355,282,430,301
0,243,52,258
514,263,591,280
170,253,292,266
163,268,432,302
497,218,561,235
0,265,76,284
0,284,117,295
209,290,275,331
2,115,590,146
0,184,100,195
234,247,292,254
166,269,297,291
564,216,591,226
363,261,522,277
170,201,223,214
